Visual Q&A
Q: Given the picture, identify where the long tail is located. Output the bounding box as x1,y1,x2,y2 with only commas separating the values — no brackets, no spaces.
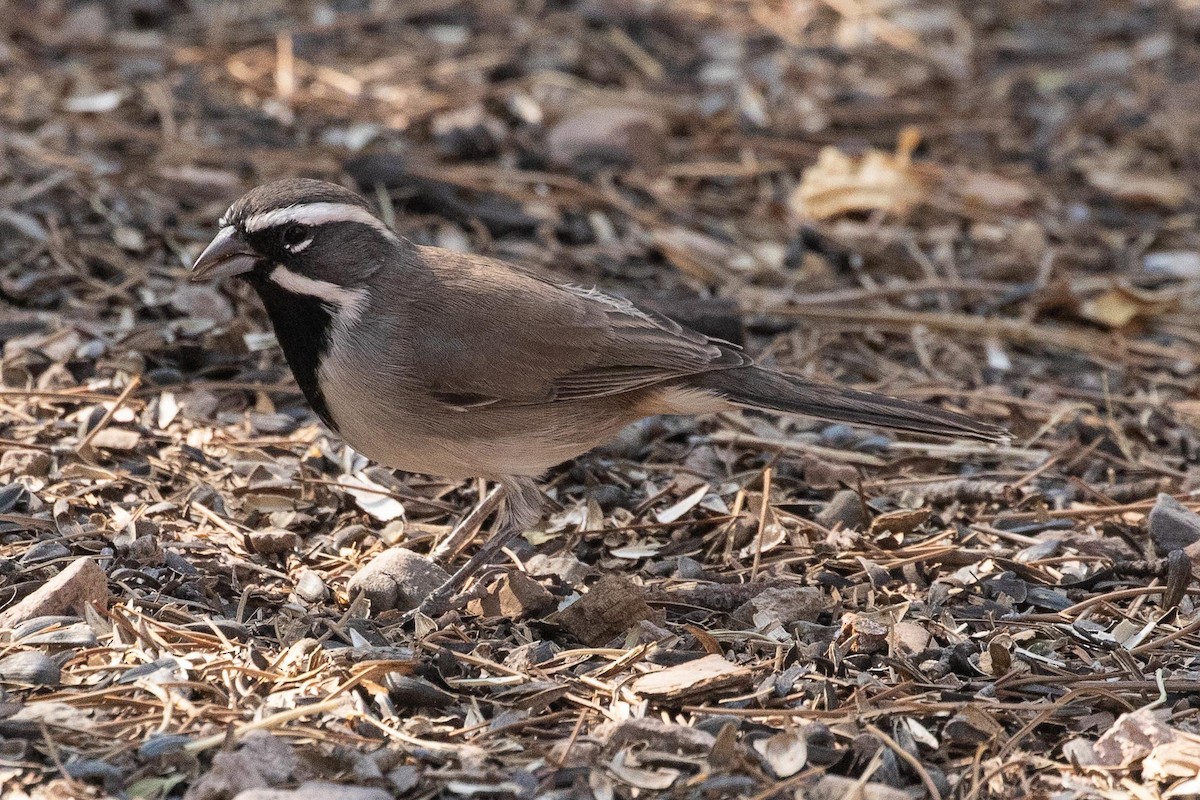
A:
692,366,1007,443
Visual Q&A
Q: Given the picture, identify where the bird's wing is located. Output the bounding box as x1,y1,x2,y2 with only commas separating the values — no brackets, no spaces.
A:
406,247,746,408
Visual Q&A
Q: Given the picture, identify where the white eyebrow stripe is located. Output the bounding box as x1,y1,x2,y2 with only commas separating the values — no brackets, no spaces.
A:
268,265,369,324
243,202,396,239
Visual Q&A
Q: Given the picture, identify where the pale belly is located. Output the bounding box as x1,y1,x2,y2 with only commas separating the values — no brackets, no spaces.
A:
319,358,646,479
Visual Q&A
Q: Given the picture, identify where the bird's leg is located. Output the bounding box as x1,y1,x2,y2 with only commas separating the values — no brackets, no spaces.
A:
411,476,543,620
428,481,504,563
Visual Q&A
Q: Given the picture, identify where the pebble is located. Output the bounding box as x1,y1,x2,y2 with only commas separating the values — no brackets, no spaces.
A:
545,106,667,173
232,782,392,800
346,549,450,613
1148,493,1200,555
816,489,868,531
88,428,141,452
734,587,829,628
294,570,327,603
249,529,301,555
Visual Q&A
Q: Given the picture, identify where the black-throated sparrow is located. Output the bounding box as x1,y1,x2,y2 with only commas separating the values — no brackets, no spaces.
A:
192,179,1005,614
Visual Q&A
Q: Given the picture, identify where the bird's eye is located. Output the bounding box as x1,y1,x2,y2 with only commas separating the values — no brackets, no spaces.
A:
281,223,312,250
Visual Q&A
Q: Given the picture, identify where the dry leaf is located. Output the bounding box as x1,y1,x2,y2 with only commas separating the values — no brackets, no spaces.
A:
1144,735,1200,782
791,126,928,221
337,472,406,521
1078,286,1175,329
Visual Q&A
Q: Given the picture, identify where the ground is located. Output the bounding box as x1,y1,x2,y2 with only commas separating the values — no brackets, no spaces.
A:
2,1,1200,798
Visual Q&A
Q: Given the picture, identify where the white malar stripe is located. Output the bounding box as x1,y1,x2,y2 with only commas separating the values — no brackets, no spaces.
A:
268,265,369,324
243,202,397,240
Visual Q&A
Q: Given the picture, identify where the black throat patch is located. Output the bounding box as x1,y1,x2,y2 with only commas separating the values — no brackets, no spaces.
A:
245,272,340,432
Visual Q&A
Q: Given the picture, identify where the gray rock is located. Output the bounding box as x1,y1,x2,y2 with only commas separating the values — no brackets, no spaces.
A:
1148,493,1200,555
346,549,450,613
734,587,830,628
816,489,867,531
0,651,60,685
525,552,592,586
294,570,327,603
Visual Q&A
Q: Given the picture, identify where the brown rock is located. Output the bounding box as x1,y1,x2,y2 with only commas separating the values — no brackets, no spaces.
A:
347,549,451,614
548,574,654,646
249,529,301,555
839,613,889,654
0,558,108,629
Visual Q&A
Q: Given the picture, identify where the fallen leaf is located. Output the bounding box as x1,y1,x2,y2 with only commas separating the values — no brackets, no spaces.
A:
791,127,928,221
337,472,406,522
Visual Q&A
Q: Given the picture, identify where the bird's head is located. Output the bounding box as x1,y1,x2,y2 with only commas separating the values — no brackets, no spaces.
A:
191,178,397,302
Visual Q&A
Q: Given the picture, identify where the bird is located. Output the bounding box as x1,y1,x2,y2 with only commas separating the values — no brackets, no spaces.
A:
191,178,1007,615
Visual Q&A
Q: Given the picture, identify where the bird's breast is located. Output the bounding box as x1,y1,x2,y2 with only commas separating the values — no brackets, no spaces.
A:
315,345,647,479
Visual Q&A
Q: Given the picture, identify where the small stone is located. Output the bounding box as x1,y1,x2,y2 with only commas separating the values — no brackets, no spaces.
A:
0,651,61,685
387,765,421,794
0,558,108,629
332,524,372,549
347,549,451,614
294,570,327,603
169,283,234,324
840,613,889,654
1148,494,1200,555
734,587,829,628
504,640,557,671
88,428,141,452
816,489,867,531
892,621,931,655
0,449,51,478
525,552,592,586
249,529,301,555
546,107,667,173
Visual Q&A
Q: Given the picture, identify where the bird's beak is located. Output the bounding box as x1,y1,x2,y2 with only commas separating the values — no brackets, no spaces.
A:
191,226,259,282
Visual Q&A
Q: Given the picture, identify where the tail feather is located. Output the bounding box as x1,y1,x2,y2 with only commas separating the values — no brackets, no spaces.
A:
693,366,1007,443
